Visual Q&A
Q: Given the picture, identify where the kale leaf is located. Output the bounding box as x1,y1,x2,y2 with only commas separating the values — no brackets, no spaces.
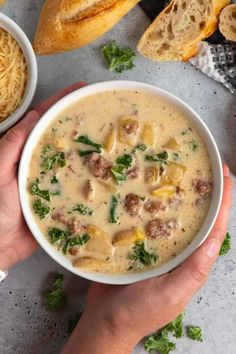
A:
45,273,66,311
42,152,66,171
33,199,50,219
72,204,93,216
219,232,231,256
101,41,136,73
109,195,119,224
165,313,184,338
145,151,169,163
31,179,50,202
145,328,176,354
130,242,157,266
186,326,203,342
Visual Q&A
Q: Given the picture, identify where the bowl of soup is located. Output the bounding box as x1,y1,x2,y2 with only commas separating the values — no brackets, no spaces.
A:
18,81,223,284
0,13,37,134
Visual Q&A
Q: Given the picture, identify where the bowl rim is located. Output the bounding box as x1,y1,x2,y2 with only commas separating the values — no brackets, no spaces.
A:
18,81,223,285
0,13,38,134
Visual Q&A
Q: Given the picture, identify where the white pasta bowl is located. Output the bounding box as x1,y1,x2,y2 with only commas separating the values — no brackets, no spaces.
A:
18,81,223,285
0,13,37,134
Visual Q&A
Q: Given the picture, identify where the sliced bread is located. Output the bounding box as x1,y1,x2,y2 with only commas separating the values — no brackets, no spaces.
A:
138,0,230,61
219,4,236,42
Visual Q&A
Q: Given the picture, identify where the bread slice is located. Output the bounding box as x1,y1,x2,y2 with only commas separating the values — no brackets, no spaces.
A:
34,0,140,54
219,4,236,41
138,0,230,62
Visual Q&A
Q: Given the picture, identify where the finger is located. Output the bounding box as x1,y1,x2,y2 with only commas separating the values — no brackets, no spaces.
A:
0,110,40,185
0,81,87,185
160,169,233,305
35,81,87,115
0,230,38,270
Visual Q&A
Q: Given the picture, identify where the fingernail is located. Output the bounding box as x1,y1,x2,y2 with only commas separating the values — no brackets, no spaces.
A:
206,239,221,258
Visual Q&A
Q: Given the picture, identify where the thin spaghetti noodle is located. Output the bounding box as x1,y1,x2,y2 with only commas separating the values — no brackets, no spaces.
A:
0,28,28,122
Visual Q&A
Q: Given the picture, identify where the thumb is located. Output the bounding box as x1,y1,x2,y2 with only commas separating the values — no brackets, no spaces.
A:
0,110,39,185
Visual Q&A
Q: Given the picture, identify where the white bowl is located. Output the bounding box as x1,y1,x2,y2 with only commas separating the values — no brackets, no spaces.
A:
18,81,223,285
0,13,37,134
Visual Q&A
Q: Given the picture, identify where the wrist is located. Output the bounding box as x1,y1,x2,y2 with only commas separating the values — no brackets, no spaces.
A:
62,311,136,354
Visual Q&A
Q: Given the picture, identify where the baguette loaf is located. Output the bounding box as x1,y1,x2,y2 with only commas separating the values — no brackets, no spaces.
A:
138,0,230,62
34,0,139,54
219,4,236,41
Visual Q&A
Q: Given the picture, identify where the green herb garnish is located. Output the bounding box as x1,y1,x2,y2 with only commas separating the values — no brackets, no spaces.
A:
188,140,198,151
51,128,58,133
48,228,90,254
101,41,136,73
220,232,231,256
165,313,184,338
45,273,66,311
145,328,176,354
51,175,58,184
33,199,50,219
186,326,203,342
132,144,148,153
78,150,99,157
42,152,66,171
109,195,119,224
130,242,157,266
145,151,169,163
31,179,50,202
72,204,93,216
68,312,82,334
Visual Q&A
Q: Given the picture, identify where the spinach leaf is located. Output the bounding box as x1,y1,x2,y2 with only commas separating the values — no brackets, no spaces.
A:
42,152,66,171
145,151,169,163
145,328,176,354
33,199,50,219
72,204,93,216
45,273,66,311
109,195,119,224
101,41,136,73
220,232,231,256
31,179,50,202
186,326,203,342
130,242,157,266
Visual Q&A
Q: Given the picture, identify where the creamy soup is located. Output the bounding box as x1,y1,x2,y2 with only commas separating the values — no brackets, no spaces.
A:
28,90,212,274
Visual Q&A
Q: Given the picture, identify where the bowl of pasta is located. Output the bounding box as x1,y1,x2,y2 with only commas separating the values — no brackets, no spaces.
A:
0,13,37,134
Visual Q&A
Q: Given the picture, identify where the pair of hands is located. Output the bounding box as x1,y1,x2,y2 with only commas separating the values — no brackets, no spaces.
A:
0,83,233,353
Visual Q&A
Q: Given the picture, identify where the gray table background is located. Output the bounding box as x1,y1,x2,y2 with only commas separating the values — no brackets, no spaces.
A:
0,1,236,353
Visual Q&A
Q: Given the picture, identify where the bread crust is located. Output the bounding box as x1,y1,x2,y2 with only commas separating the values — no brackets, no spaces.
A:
34,0,139,54
219,4,236,42
138,0,230,62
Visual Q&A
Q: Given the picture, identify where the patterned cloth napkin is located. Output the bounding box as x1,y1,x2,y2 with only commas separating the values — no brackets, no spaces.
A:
139,0,236,94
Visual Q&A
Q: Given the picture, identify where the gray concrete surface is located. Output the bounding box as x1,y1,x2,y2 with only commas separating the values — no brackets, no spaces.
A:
0,1,236,353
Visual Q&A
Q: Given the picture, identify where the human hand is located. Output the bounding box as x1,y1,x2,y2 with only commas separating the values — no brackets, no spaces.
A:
0,82,86,271
63,165,232,354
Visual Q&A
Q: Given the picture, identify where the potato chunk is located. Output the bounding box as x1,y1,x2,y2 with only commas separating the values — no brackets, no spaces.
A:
118,118,139,146
74,257,108,270
151,185,176,199
44,135,68,150
164,138,180,151
162,162,186,186
145,165,159,184
140,122,156,148
86,225,114,256
113,228,146,246
104,127,116,152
